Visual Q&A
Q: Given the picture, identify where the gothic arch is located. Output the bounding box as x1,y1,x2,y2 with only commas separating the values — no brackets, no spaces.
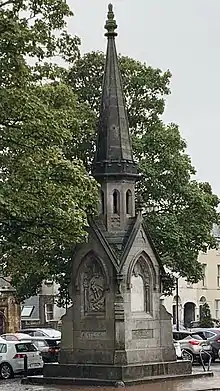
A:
127,251,157,290
126,189,132,214
75,250,110,292
101,190,105,214
112,189,120,214
128,256,154,315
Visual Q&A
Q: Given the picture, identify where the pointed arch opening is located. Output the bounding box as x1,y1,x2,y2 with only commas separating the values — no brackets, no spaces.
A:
130,257,153,315
101,190,105,214
126,189,132,215
113,189,120,214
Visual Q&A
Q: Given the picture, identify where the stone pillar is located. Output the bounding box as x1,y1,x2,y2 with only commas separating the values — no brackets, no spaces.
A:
0,289,20,333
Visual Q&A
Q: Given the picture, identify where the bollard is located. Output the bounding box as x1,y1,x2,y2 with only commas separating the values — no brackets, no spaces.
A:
23,354,28,378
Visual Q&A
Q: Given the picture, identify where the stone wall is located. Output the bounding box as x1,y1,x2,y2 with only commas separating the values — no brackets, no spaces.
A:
0,290,20,333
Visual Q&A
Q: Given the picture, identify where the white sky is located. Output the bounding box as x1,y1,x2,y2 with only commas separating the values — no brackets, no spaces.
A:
67,0,220,196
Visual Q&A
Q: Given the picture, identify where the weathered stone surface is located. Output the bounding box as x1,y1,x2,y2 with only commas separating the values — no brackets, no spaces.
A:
0,290,20,334
40,4,191,385
44,361,192,381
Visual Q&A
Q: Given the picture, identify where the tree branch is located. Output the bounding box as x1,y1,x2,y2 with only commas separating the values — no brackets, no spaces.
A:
0,0,13,8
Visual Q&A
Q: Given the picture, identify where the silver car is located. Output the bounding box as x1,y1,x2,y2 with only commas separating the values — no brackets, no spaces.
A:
173,330,212,362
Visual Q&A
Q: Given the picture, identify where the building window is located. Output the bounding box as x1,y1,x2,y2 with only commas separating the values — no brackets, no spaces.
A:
215,300,220,319
217,265,220,287
113,189,119,214
21,306,34,318
126,190,132,214
101,190,104,214
202,264,207,287
186,280,193,288
45,304,54,322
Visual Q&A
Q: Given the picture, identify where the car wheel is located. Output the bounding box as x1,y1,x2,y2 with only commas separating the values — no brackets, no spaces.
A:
0,363,14,379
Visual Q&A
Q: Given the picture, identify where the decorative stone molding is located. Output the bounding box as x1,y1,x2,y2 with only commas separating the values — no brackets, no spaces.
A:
75,250,110,292
127,251,157,290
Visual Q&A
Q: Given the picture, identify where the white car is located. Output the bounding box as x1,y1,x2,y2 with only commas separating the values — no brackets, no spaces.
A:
0,340,43,379
173,340,182,359
19,328,61,339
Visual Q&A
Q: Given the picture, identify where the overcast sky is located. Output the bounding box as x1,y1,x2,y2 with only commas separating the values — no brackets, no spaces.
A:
67,0,220,196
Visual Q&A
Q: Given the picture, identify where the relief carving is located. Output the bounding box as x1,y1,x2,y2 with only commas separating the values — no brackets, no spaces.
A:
111,216,120,227
83,260,105,314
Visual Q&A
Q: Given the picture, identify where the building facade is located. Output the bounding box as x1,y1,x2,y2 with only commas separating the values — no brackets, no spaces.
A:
163,243,220,328
21,281,66,329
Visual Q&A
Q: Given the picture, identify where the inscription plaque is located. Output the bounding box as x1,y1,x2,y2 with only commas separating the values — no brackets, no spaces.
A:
81,331,106,339
132,329,153,339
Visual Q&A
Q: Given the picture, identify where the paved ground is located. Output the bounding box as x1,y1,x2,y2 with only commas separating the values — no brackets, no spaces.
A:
0,364,220,391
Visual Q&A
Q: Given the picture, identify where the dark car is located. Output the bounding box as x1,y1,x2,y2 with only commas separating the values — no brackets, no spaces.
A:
32,337,61,363
191,328,220,360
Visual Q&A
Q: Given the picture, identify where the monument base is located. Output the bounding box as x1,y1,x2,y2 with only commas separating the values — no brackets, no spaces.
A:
39,360,192,385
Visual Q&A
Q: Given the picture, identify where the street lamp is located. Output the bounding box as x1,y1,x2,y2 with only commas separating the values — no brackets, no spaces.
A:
173,272,179,331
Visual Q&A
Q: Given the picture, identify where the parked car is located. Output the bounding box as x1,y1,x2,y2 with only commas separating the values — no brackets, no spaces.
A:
173,340,182,359
32,337,60,363
190,328,220,361
1,333,60,363
173,330,212,363
1,333,32,341
0,340,43,379
19,328,61,339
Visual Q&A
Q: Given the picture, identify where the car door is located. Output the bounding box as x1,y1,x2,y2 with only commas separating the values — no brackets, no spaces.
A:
0,343,7,363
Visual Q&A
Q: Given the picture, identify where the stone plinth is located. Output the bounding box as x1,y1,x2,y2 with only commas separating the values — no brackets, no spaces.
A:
43,360,192,385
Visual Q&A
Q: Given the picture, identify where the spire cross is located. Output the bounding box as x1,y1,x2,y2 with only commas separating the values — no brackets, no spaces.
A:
105,3,118,36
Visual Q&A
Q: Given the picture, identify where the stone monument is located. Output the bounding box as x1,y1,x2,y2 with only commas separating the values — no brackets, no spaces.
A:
43,4,191,385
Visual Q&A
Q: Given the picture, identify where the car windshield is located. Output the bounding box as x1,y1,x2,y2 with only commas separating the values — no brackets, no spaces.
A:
45,339,61,347
33,340,48,348
43,329,61,338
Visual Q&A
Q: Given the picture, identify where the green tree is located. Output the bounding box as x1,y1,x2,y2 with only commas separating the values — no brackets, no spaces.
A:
199,303,214,328
0,83,99,302
67,52,219,292
0,1,99,303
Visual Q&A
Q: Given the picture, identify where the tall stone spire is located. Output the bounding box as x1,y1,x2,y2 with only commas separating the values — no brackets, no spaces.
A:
92,4,137,179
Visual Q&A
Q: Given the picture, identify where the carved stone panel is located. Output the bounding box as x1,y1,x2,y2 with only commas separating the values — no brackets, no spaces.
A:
82,260,106,315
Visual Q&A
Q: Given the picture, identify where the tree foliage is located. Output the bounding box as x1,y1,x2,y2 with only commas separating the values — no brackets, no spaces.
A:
67,51,219,292
199,303,214,328
0,0,80,87
0,1,99,302
1,0,219,303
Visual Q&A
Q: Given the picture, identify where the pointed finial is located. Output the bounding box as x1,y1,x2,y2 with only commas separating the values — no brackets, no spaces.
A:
105,4,118,37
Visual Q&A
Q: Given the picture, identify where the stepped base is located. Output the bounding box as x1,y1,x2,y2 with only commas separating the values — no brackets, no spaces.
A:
21,360,198,387
22,370,214,388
